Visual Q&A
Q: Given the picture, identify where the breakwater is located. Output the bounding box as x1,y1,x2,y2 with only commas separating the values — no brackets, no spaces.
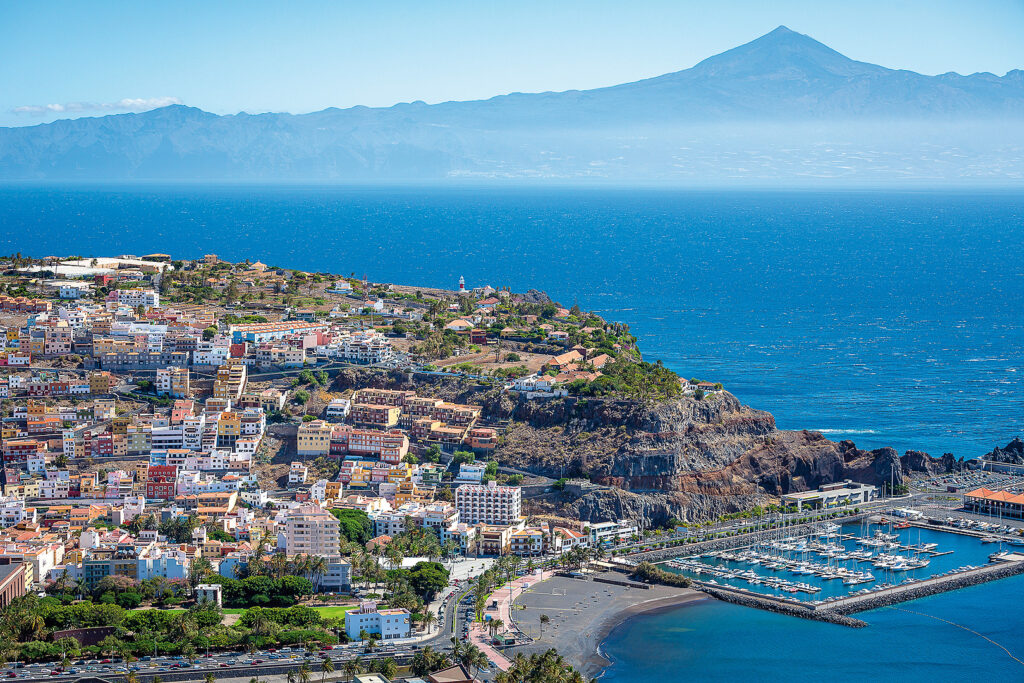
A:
693,559,1024,627
698,583,867,627
826,558,1024,615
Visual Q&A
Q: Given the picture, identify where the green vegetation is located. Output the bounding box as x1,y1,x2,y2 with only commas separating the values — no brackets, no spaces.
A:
452,450,475,466
566,357,682,401
329,508,374,545
632,561,693,588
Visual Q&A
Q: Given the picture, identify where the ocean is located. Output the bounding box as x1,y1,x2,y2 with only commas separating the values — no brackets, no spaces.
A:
2,184,1020,458
1,183,1022,679
599,575,1024,682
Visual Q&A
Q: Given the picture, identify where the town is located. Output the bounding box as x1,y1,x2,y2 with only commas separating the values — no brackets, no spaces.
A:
5,252,1018,683
0,252,678,683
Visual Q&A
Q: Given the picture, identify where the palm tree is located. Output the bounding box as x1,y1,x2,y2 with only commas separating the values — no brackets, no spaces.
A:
421,610,437,633
270,553,290,579
539,614,550,639
320,656,334,683
287,670,297,683
204,673,216,683
458,643,488,679
250,610,272,639
342,658,361,681
298,663,312,683
309,555,329,592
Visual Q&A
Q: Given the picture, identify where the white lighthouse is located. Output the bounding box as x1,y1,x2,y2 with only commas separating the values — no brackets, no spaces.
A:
458,275,466,293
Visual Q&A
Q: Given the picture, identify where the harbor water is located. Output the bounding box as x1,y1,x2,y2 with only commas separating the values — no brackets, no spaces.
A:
661,523,999,602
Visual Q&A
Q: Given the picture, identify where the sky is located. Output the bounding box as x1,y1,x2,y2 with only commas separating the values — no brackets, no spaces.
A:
1,0,1023,128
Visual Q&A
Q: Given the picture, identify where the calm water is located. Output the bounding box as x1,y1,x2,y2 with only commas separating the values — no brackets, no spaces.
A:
1,184,1022,679
1,185,1020,458
662,523,994,601
599,575,1024,683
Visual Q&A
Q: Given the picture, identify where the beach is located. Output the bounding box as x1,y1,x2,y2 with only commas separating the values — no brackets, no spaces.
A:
509,571,708,676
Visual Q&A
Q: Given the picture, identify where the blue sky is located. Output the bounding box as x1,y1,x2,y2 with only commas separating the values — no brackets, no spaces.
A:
2,0,1023,127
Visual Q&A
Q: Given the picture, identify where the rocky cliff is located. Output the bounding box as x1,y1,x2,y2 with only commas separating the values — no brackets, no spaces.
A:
327,369,968,527
492,391,967,525
982,438,1024,464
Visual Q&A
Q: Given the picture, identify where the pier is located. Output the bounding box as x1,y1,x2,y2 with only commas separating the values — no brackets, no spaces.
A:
646,515,1024,626
695,558,1024,626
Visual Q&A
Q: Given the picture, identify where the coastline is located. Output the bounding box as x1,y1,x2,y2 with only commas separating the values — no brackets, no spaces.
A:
588,592,711,677
510,572,710,678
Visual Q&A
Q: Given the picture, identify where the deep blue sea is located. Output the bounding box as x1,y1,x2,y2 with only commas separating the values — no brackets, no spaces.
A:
1,183,1022,680
599,575,1024,682
1,184,1020,457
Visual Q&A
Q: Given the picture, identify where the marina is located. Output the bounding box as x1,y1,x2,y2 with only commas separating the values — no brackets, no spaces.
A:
659,519,1019,607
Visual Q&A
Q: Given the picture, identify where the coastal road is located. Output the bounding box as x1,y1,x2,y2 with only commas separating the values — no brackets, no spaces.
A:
12,650,416,683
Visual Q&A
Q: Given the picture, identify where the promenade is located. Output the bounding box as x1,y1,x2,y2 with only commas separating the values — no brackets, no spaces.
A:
468,569,555,670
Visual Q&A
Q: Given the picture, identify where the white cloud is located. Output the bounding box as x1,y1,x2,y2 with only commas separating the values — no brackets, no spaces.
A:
11,97,183,116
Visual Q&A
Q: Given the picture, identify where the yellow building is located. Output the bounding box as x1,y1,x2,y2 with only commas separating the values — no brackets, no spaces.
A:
297,420,334,456
213,360,247,401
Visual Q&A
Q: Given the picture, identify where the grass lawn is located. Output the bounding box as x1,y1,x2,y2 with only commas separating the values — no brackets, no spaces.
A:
222,608,246,614
311,605,360,618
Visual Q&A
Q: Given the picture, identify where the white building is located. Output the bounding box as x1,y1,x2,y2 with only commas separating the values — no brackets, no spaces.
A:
279,504,341,558
585,519,639,546
288,462,308,486
344,601,411,641
325,398,351,421
110,289,160,308
455,480,522,526
505,374,567,399
454,462,486,484
781,480,879,511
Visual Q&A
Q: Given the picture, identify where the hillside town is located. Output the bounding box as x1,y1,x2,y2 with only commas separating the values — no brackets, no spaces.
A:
0,252,675,682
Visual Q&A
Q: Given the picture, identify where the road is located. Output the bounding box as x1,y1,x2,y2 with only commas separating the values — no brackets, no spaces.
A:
9,648,416,683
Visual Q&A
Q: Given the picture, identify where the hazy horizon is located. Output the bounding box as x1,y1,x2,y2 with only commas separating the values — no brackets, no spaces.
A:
2,1,1024,128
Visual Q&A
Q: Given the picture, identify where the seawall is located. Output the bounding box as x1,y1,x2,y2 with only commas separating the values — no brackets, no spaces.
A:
826,559,1024,615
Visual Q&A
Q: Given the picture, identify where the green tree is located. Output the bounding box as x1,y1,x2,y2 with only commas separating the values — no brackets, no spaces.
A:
329,509,373,544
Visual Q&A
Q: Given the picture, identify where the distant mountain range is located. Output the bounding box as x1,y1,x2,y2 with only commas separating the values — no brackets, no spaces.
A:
3,26,1023,183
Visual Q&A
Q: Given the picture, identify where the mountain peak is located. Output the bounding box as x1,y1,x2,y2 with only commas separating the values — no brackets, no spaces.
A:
689,26,886,80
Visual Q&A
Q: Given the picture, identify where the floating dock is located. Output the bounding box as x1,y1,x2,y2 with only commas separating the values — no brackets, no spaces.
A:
696,558,1024,627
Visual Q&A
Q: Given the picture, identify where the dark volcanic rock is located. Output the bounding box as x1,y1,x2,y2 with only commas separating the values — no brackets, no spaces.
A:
984,437,1024,464
901,449,966,475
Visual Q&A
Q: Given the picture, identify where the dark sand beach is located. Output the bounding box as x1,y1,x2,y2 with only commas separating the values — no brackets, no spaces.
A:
510,572,708,676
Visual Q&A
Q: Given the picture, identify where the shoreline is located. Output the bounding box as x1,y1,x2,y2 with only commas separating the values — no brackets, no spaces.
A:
510,572,710,678
587,592,711,677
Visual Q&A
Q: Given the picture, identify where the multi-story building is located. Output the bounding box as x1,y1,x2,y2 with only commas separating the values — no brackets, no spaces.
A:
344,601,410,641
455,481,522,526
509,527,545,557
288,462,308,486
297,420,335,456
146,465,178,500
2,439,45,465
155,366,190,397
88,371,115,395
325,398,351,421
350,403,401,429
281,504,341,558
328,425,409,464
213,360,247,402
352,388,414,407
106,289,160,308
